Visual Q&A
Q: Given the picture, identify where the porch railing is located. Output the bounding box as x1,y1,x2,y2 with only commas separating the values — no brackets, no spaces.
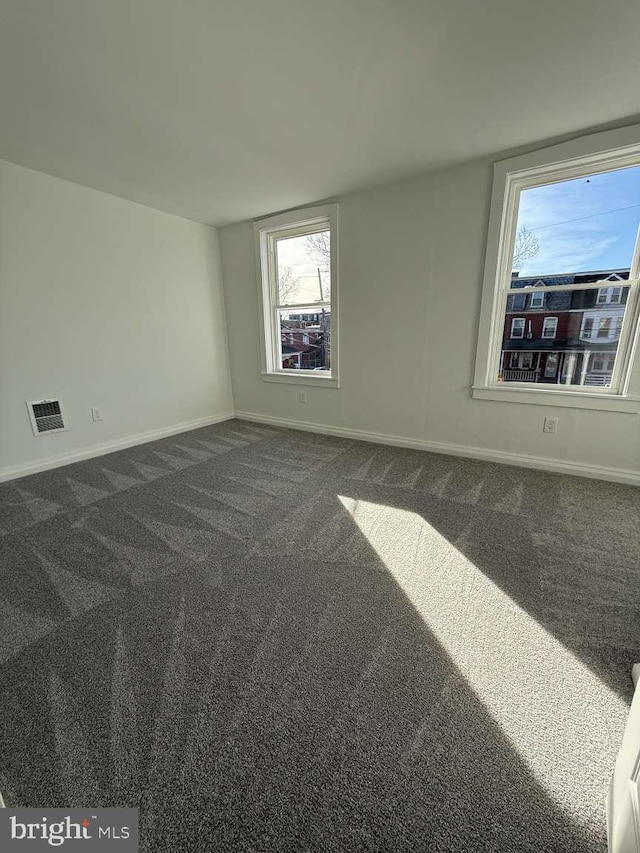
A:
583,373,612,387
501,369,540,382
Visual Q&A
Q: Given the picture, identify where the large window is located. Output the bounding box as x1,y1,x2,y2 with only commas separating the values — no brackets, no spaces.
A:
591,352,616,373
510,318,525,338
542,317,558,339
474,125,640,412
530,290,545,309
254,204,338,386
597,286,623,304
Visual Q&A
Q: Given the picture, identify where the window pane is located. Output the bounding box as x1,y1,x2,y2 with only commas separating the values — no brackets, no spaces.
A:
510,318,525,337
510,163,640,279
276,230,330,305
499,286,629,387
279,309,331,372
544,353,559,378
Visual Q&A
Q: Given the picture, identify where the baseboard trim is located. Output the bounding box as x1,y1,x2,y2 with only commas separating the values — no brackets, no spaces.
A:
234,410,640,486
0,411,235,483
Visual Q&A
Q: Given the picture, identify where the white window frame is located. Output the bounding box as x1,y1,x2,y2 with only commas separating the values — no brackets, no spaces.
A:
510,318,525,338
590,352,616,373
597,286,623,304
254,204,339,388
530,290,545,309
542,316,558,339
508,352,536,370
473,124,640,413
581,309,625,341
580,317,595,340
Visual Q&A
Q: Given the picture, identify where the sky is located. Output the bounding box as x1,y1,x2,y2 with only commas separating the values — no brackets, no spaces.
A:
515,164,640,277
277,232,330,305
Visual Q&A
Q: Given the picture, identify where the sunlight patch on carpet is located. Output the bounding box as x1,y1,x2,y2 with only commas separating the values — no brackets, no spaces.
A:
338,494,626,817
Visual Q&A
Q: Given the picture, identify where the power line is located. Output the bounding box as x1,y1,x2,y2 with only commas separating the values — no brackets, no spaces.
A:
527,203,640,233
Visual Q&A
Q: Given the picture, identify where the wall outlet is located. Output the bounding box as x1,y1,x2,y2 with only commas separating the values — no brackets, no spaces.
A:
91,407,103,422
298,391,307,403
543,416,558,434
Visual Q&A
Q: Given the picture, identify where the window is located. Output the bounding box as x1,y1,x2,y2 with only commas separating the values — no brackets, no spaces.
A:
544,353,559,378
254,204,338,386
597,286,623,304
581,312,624,340
509,293,526,310
508,353,534,369
473,124,640,412
510,318,525,338
591,353,616,372
580,317,595,339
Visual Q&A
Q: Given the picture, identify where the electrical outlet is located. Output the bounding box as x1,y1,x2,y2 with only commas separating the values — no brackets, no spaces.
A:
543,416,558,434
91,407,103,422
298,391,307,404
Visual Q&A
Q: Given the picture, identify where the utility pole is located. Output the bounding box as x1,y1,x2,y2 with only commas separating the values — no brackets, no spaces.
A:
318,267,329,367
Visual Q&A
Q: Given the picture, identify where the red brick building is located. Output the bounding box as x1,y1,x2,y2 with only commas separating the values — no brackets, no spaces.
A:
500,270,628,387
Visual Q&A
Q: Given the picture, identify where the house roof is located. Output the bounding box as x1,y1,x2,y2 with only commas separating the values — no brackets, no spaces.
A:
511,269,630,288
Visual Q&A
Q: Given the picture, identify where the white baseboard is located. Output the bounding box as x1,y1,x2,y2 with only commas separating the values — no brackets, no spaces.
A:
235,410,640,486
0,411,235,483
5,407,637,487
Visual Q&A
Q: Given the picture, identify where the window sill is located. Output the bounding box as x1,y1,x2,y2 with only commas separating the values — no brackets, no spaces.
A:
472,384,640,413
261,371,340,389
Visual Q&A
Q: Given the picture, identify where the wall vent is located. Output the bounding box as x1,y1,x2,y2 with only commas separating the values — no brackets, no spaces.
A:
27,399,66,436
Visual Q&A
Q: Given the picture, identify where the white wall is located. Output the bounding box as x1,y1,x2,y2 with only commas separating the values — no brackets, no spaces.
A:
0,159,233,478
220,157,640,480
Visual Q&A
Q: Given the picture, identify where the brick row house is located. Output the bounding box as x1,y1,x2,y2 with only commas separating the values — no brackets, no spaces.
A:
280,310,331,370
500,269,629,387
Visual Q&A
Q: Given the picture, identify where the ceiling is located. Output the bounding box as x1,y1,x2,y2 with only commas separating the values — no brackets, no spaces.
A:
1,0,640,226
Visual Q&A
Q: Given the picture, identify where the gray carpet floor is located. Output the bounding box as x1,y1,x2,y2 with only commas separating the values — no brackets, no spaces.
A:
1,419,639,852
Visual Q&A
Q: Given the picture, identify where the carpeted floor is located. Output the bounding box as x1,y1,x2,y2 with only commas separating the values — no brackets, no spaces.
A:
1,419,639,852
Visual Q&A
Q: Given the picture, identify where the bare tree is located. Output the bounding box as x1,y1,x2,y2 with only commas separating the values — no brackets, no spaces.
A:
305,231,330,267
512,226,540,271
278,265,300,303
304,232,330,300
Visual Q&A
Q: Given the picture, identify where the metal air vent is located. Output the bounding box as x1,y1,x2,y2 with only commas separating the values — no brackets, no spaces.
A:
27,399,66,436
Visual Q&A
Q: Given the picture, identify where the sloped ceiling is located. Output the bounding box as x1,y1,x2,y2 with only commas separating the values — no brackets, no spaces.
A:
1,0,639,225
